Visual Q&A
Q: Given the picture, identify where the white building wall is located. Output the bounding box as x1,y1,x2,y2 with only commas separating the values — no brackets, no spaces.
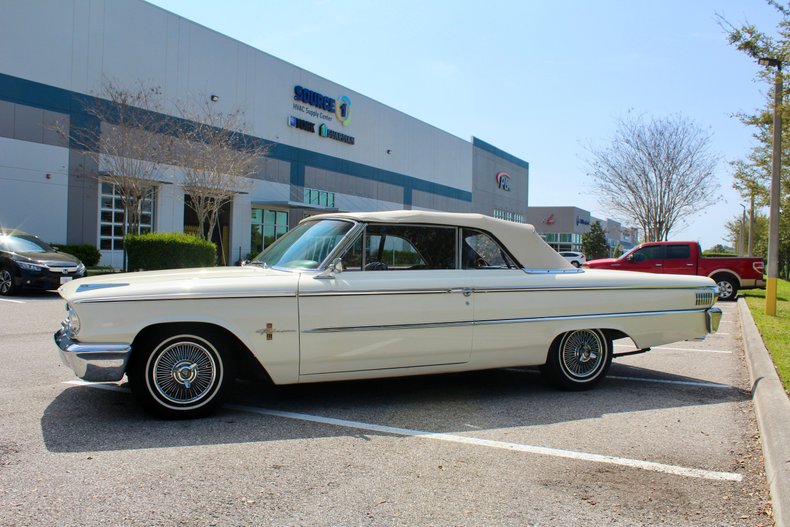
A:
1,0,473,194
0,137,69,242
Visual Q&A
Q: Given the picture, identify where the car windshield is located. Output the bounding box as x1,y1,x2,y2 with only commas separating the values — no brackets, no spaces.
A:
249,219,354,270
0,234,52,253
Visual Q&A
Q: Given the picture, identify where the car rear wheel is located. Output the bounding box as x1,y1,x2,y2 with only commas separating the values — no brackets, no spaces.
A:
129,327,235,418
0,268,17,296
715,276,737,301
541,329,612,390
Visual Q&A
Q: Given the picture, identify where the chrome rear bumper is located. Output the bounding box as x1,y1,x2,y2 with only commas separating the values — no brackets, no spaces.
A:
54,329,131,382
706,307,723,334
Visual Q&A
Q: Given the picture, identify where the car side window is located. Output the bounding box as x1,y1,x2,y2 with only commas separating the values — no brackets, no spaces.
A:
340,224,457,270
666,245,690,260
461,229,517,269
632,245,665,262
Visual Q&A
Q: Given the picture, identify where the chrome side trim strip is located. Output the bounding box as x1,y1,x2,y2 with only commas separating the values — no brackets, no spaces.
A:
306,320,474,333
76,283,130,292
304,308,709,333
523,268,585,274
74,291,297,304
300,285,717,298
474,308,708,326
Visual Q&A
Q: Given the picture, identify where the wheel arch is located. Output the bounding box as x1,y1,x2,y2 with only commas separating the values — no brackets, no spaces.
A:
130,321,273,384
708,269,742,288
547,327,627,355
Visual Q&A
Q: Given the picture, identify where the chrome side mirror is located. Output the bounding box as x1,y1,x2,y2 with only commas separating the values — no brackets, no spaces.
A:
316,258,343,279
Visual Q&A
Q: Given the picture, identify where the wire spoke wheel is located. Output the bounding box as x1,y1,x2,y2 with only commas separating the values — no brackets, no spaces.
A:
152,340,217,405
541,328,612,390
560,329,605,379
130,328,234,418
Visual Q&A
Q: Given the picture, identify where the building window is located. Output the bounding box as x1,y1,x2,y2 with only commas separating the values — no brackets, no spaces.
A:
251,209,289,256
304,187,335,209
98,182,155,250
493,209,525,223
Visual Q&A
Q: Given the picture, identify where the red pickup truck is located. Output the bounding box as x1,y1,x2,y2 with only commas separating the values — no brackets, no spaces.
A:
584,241,765,301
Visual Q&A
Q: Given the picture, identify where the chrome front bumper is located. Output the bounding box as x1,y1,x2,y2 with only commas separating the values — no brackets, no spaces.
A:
706,307,723,334
54,329,131,382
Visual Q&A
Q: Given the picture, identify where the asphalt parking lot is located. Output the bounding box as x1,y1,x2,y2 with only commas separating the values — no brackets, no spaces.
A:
0,293,773,526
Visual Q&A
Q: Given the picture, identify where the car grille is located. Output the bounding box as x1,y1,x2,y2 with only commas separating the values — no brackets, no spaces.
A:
696,291,715,306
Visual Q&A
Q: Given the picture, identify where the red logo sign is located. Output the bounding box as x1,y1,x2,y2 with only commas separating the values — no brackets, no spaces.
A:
495,171,511,191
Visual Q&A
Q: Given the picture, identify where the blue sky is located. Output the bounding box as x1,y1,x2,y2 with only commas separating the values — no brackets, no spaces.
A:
148,0,783,249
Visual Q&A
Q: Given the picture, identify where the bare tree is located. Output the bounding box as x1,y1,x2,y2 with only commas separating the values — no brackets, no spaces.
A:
172,101,270,259
586,114,719,242
62,80,172,268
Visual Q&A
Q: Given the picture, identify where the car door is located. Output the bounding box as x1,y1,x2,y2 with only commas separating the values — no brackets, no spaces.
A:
623,245,666,273
660,244,695,275
297,223,473,376
457,229,552,366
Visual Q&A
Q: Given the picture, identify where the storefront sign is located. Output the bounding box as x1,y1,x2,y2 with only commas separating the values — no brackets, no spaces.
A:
318,123,355,145
288,116,315,133
495,171,511,191
543,213,555,225
293,85,352,126
576,216,590,226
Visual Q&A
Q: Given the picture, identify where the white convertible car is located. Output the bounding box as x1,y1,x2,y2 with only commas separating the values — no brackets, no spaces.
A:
55,211,721,418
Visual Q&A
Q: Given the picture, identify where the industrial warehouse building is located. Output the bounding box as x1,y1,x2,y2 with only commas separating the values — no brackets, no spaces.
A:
0,0,530,267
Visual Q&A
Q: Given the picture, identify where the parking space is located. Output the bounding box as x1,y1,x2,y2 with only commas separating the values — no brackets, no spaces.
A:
0,296,772,526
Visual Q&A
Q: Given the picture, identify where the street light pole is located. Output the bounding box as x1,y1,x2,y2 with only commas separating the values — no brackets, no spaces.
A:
739,203,746,257
748,189,755,257
759,57,782,316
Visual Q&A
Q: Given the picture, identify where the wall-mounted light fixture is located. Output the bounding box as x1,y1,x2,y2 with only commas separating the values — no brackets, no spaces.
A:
210,94,219,102
386,149,392,155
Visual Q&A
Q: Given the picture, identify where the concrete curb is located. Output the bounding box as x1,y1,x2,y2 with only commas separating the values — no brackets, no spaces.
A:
738,298,790,527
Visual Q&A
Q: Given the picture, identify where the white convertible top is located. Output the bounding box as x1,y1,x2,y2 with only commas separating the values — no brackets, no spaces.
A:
305,210,572,270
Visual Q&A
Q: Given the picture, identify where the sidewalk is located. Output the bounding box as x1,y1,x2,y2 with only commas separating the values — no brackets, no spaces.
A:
738,298,790,527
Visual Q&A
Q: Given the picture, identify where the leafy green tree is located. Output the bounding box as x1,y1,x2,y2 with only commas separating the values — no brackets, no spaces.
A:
725,212,769,259
720,2,790,277
582,221,610,260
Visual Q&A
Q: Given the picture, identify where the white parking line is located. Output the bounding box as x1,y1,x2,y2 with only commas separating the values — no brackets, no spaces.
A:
63,380,743,482
0,298,25,304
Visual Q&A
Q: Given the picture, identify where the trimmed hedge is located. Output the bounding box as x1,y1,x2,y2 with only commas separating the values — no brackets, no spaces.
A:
125,232,216,270
52,243,101,267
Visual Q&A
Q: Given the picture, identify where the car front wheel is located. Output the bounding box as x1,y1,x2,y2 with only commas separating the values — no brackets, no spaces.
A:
541,329,612,390
129,327,235,418
0,268,17,296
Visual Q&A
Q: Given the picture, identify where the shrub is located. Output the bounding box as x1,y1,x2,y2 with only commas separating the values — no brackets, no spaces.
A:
52,243,101,267
125,232,216,271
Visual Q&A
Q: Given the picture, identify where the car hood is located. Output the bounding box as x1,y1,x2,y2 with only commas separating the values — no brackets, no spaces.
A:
584,258,619,268
59,266,299,303
13,251,82,267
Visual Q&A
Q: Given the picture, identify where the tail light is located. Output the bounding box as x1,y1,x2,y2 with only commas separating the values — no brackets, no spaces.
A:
753,261,765,274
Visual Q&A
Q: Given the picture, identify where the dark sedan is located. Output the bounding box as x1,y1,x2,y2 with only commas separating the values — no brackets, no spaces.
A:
0,228,85,295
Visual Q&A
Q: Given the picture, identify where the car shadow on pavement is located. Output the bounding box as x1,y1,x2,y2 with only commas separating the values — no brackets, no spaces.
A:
41,364,750,454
